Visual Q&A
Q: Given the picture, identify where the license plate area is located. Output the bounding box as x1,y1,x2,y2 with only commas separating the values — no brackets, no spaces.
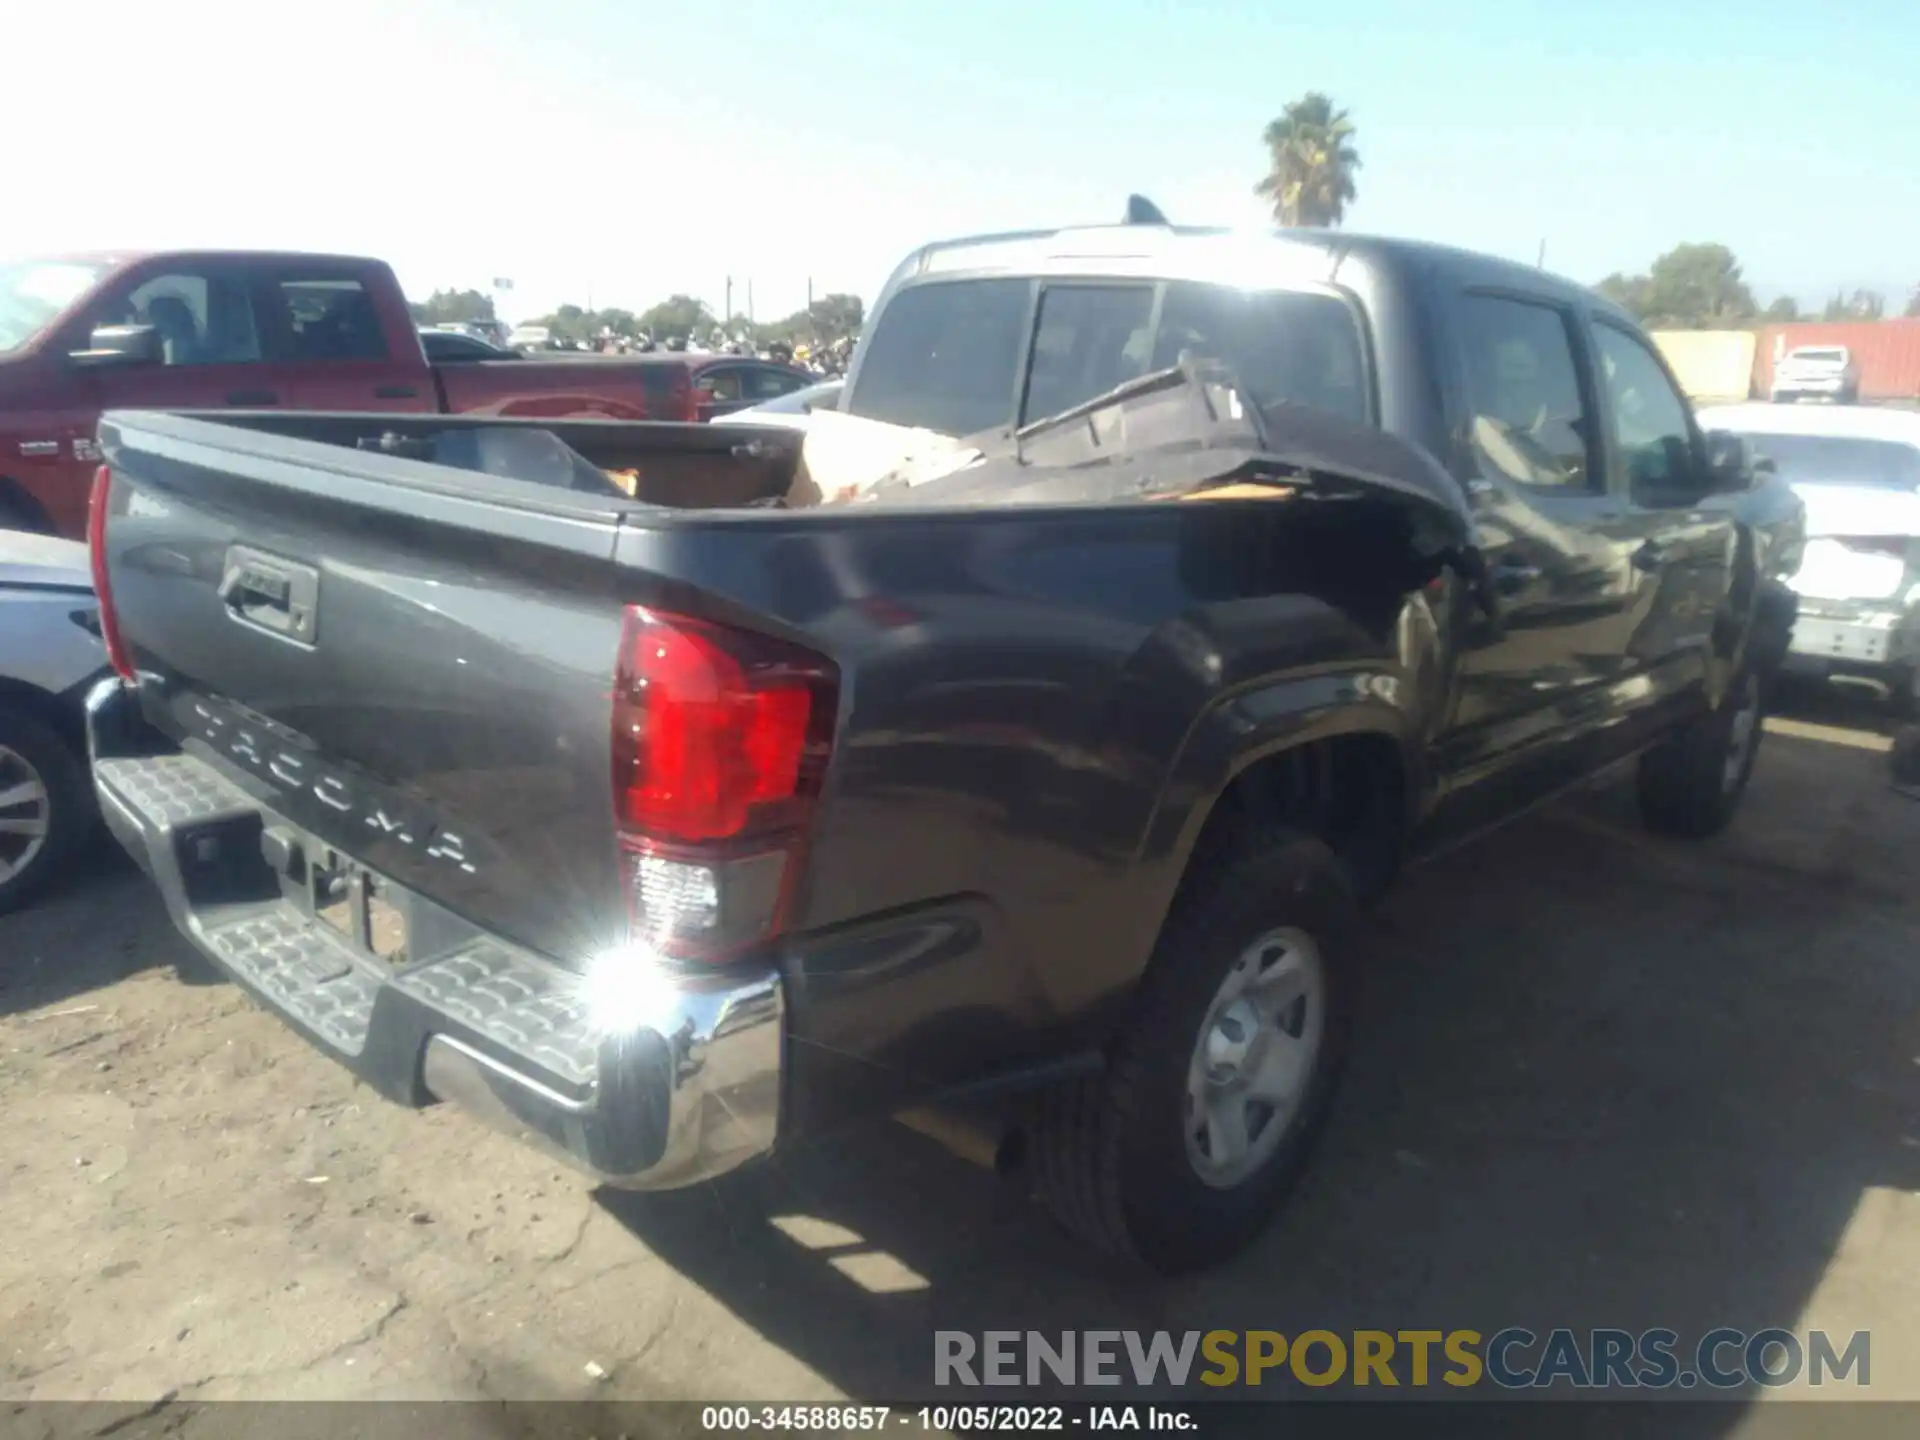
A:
311,849,411,966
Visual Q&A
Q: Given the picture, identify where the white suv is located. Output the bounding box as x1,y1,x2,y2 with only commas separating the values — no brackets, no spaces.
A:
1771,345,1860,404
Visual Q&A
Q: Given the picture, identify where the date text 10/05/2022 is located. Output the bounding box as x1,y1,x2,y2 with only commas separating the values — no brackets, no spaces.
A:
700,1407,1196,1432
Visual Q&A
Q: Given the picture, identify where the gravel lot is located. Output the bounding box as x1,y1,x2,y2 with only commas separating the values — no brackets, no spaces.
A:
4,692,1918,1418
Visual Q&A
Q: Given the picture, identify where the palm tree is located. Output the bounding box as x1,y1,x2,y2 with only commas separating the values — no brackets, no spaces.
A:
1255,93,1361,228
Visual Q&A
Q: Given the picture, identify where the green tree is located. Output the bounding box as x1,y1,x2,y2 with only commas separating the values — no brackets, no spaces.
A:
1593,244,1756,328
1254,92,1360,228
754,294,865,349
807,293,865,346
1762,296,1800,322
409,288,497,325
1906,285,1920,319
1596,272,1652,316
1821,289,1884,321
637,294,715,341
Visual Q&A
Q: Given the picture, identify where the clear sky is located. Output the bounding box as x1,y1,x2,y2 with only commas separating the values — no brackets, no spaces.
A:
10,0,1917,323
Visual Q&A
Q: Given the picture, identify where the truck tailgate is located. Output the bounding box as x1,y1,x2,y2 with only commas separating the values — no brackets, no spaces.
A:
95,411,633,967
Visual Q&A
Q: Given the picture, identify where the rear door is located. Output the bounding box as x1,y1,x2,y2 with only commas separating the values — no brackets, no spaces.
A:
261,268,434,413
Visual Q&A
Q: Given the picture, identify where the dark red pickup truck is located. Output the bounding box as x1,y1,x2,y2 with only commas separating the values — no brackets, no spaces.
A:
0,250,758,537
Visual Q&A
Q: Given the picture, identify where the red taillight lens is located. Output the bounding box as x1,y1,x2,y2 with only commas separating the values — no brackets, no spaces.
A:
614,612,823,841
611,607,836,960
87,465,136,682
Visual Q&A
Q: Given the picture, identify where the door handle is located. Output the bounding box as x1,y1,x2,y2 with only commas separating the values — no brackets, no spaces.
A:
225,389,280,406
1491,559,1542,596
374,385,418,399
1633,541,1669,572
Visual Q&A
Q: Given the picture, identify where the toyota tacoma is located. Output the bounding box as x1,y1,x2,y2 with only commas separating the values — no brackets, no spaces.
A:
86,217,1787,1273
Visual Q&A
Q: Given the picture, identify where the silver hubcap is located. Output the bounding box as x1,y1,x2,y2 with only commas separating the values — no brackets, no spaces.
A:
0,745,52,886
1184,926,1327,1189
1722,675,1761,794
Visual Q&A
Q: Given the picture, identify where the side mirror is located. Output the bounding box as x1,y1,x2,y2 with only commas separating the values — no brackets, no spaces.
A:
69,324,163,368
1701,430,1755,495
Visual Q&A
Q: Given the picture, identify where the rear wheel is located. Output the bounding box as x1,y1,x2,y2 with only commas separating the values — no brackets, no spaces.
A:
1892,725,1920,789
1029,827,1357,1274
0,495,54,536
0,710,91,915
1891,666,1918,723
1636,669,1763,838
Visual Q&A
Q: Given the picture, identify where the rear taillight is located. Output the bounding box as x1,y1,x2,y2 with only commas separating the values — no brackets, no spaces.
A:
611,607,837,961
87,465,136,682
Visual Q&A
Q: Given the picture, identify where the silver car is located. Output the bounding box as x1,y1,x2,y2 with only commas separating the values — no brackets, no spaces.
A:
0,532,108,911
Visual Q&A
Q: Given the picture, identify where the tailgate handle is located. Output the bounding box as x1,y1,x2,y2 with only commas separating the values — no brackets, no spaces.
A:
226,389,280,405
375,384,418,399
730,439,775,459
219,547,320,645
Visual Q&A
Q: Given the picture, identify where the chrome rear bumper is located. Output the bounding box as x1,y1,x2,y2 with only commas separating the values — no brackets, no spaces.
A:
87,677,784,1190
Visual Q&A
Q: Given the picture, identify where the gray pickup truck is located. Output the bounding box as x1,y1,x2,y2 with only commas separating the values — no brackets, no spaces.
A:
85,216,1793,1273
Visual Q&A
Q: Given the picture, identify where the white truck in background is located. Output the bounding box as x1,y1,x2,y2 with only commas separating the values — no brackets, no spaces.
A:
1770,345,1860,405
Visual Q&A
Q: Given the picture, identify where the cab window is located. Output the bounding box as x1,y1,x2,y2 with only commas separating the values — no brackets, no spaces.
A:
100,268,263,366
1592,320,1700,502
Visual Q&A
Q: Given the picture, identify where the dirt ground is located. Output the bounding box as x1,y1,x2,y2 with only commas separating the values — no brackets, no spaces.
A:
3,688,1918,1422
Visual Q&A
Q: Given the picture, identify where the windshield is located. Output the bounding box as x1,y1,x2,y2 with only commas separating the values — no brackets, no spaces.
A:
0,259,108,354
1787,348,1846,364
1745,432,1920,490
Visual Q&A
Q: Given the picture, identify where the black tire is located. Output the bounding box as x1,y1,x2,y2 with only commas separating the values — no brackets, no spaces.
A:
1028,826,1358,1274
1636,668,1764,838
0,708,92,915
1891,725,1920,788
1891,667,1918,724
0,496,54,536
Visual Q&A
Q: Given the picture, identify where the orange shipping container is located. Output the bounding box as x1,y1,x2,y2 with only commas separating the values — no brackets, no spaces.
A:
1750,320,1920,402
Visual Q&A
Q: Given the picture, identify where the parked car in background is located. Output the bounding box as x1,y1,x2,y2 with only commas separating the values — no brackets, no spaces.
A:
1699,402,1920,714
1770,345,1859,405
506,324,554,351
418,328,518,363
676,357,817,420
0,531,106,913
0,251,730,537
725,378,845,428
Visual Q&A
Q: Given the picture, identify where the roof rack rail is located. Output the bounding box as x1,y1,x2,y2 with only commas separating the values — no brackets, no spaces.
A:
1124,194,1169,226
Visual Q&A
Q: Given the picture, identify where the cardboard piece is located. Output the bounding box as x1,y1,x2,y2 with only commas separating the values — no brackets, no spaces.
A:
786,410,980,507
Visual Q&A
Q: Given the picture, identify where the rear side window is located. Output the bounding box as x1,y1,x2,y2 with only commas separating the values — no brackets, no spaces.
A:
1457,295,1595,491
273,277,388,361
846,278,1030,437
1154,282,1369,425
